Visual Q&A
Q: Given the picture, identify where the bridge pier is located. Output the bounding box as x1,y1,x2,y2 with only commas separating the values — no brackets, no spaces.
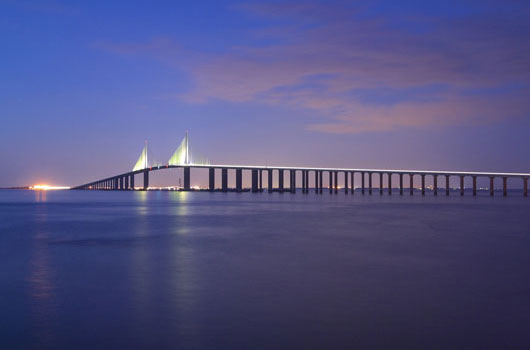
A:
143,170,149,190
236,169,242,192
302,170,306,193
379,173,383,195
410,174,414,195
503,177,507,197
473,176,477,196
433,175,438,196
399,174,403,195
130,174,134,190
369,173,372,195
421,174,425,195
183,167,191,190
446,175,450,196
361,172,365,195
328,171,333,194
315,171,319,194
460,176,464,196
251,169,259,193
351,172,355,195
490,177,494,196
388,173,392,195
278,169,284,193
209,168,215,191
290,170,296,193
125,176,129,190
334,171,338,194
222,168,228,192
344,172,348,194
144,170,149,190
268,169,273,193
319,171,323,194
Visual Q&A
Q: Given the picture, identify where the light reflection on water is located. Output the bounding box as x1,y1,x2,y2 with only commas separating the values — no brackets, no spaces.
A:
0,190,529,349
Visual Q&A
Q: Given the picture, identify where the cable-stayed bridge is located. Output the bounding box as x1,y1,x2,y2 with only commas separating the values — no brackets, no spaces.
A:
72,132,530,197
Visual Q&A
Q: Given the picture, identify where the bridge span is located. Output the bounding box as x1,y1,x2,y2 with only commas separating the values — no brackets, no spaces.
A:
72,164,529,198
71,133,530,197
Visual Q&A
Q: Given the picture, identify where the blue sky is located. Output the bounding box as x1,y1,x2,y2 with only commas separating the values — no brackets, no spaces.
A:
1,0,529,187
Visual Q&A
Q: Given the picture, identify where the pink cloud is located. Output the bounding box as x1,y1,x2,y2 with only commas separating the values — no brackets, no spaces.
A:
97,1,530,133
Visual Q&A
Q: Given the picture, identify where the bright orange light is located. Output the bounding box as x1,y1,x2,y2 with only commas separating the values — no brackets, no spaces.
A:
31,184,70,190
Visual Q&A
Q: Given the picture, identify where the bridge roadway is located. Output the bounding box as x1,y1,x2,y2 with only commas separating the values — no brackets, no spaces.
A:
71,164,530,197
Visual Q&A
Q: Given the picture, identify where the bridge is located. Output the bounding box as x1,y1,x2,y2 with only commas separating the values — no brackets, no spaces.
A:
72,132,530,197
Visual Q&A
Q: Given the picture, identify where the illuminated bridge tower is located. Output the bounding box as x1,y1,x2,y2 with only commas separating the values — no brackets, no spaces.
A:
168,131,210,190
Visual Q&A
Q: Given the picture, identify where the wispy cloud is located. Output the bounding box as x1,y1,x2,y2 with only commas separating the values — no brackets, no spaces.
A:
97,0,530,133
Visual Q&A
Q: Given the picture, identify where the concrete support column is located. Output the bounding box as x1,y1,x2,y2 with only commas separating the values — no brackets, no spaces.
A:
368,173,372,195
268,169,273,193
379,173,383,195
302,170,306,193
305,171,309,193
524,178,528,197
388,173,392,195
209,168,215,191
344,172,349,194
460,176,464,196
446,176,450,196
399,174,403,195
236,169,242,192
421,174,425,196
290,170,296,193
259,170,263,192
351,172,355,195
315,171,319,194
334,172,338,194
433,175,438,196
329,172,333,194
222,169,228,192
489,177,494,196
472,176,477,196
143,170,149,190
361,173,365,195
409,174,414,195
130,174,134,190
119,177,123,190
184,167,191,191
278,170,284,193
503,177,507,197
125,176,129,190
319,171,323,194
251,169,259,193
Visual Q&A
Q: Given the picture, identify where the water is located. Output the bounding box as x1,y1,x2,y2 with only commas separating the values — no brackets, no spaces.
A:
1,190,529,349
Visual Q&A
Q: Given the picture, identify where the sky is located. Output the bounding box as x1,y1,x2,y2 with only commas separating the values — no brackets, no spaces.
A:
1,0,529,188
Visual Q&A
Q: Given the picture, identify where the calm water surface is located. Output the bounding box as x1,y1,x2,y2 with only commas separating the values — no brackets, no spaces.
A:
1,190,529,349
